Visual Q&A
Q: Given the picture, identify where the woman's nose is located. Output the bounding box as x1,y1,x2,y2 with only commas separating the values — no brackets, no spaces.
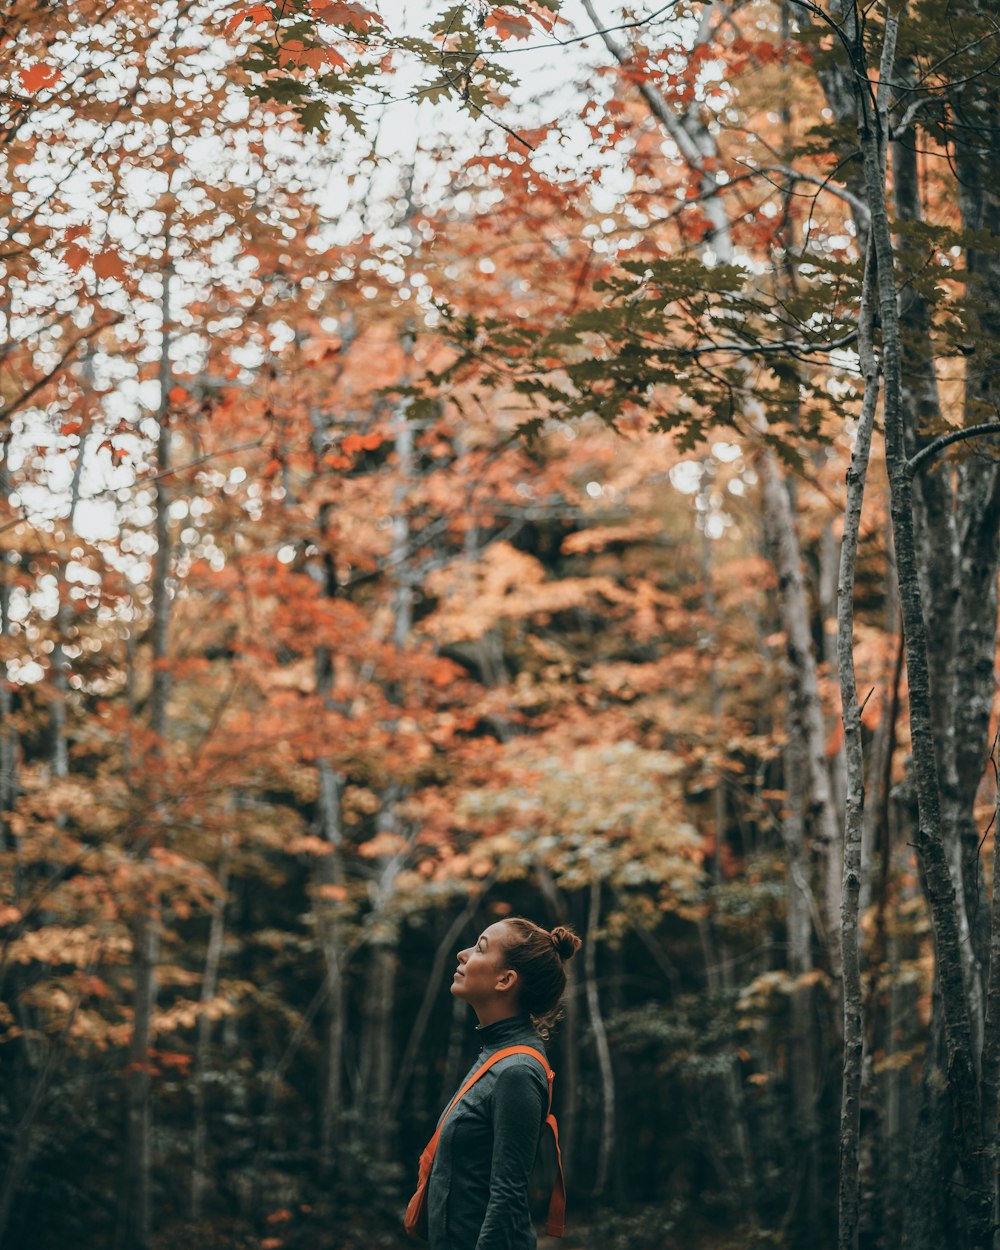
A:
457,947,470,963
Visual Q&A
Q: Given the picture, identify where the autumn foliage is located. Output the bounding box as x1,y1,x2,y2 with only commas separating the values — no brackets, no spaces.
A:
3,2,1000,1250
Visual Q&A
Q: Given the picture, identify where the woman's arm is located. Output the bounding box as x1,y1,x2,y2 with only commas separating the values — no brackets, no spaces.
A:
475,1063,547,1250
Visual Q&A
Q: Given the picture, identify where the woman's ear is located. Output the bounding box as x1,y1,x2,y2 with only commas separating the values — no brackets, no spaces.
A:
495,968,518,995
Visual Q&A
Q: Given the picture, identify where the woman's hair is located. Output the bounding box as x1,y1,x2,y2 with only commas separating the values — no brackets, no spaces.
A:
501,917,583,1040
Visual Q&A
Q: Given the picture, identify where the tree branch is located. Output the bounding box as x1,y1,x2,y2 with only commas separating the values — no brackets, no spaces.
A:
904,422,1000,478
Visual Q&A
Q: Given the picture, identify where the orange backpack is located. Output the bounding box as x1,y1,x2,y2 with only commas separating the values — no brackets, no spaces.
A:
404,1044,567,1241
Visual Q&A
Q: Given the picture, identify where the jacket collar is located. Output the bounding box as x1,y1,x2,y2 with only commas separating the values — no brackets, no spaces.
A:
475,1012,538,1049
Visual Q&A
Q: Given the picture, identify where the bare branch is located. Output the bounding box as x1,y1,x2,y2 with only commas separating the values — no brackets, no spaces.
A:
905,422,1000,478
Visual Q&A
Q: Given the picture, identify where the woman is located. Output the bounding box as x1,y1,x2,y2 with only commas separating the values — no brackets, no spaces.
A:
422,916,582,1250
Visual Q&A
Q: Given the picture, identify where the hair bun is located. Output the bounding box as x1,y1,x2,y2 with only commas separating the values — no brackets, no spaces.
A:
550,925,582,962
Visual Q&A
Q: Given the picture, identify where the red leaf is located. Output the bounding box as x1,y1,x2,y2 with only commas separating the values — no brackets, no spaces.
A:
18,63,61,94
93,249,126,281
262,458,282,478
60,420,83,436
225,5,272,36
64,243,90,273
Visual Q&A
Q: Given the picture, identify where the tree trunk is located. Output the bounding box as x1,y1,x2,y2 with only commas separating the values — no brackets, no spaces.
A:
857,14,992,1243
0,440,18,856
190,836,231,1219
51,426,87,810
535,863,580,1179
759,448,842,971
119,256,173,1250
584,880,614,1197
837,239,878,1250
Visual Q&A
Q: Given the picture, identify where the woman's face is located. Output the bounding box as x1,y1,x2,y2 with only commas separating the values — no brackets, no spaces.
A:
451,921,515,1005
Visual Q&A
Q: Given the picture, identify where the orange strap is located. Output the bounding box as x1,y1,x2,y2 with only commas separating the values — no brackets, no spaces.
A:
419,1045,566,1237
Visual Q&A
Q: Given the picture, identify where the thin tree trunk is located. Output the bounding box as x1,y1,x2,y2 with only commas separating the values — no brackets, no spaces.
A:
819,520,847,831
837,238,878,1250
0,440,18,855
119,255,173,1250
584,879,614,1197
311,534,347,1166
759,447,842,971
51,426,88,807
190,835,231,1219
536,862,580,1178
782,689,822,1241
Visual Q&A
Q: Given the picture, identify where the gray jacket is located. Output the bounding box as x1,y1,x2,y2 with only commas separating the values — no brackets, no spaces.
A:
427,1014,549,1250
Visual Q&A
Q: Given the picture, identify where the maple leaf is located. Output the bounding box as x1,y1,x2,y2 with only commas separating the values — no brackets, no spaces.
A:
18,63,61,93
93,249,126,281
225,5,273,37
308,0,382,32
278,40,349,72
299,99,330,133
485,8,534,41
63,243,90,273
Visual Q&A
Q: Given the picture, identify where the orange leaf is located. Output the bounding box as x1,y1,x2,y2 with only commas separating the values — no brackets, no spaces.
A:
60,420,83,436
225,5,272,36
309,0,382,31
341,433,364,454
93,249,126,281
263,458,282,478
277,40,349,71
485,9,534,40
64,243,90,273
168,385,188,404
360,432,383,450
18,63,61,93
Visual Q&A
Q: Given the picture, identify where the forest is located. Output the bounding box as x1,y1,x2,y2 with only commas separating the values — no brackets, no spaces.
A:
2,0,1000,1248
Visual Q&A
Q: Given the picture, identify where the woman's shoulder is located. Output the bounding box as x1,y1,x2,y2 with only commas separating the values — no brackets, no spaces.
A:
490,1050,549,1095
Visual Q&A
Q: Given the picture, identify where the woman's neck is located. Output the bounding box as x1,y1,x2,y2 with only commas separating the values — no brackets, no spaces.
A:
474,1003,523,1029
